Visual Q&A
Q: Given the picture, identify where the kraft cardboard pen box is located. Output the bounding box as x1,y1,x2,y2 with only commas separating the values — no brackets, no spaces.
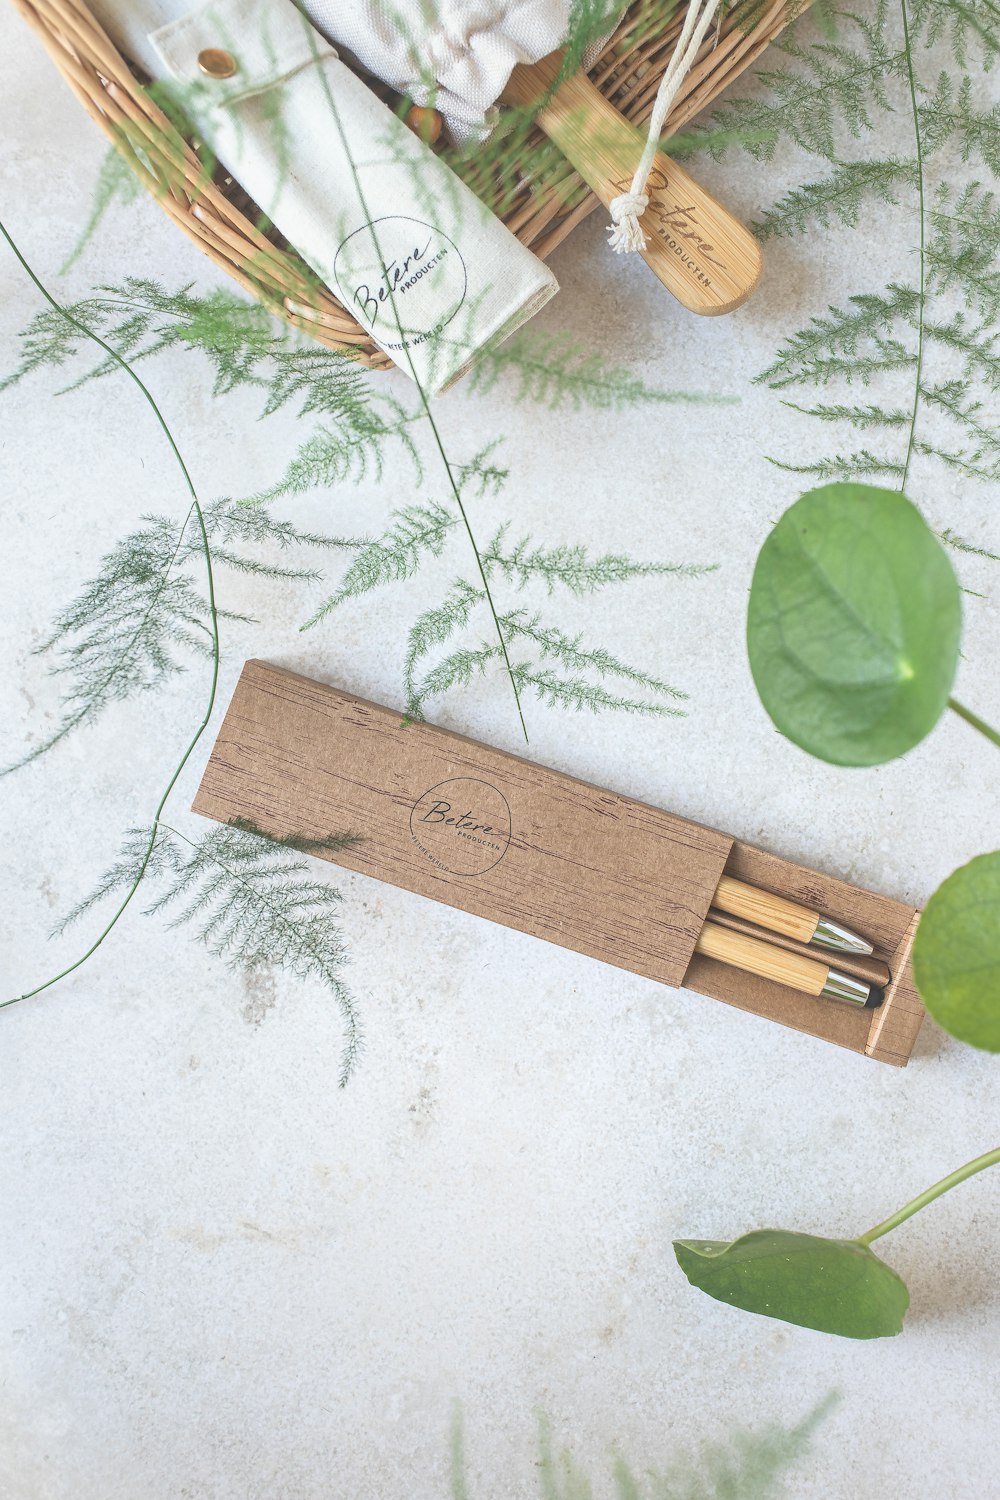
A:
192,660,925,1066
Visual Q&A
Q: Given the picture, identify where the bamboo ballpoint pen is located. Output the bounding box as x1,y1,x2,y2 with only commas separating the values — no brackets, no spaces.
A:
695,920,881,1007
710,875,874,956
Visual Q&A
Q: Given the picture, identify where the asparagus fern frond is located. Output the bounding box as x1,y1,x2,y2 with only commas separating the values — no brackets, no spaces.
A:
59,821,362,1086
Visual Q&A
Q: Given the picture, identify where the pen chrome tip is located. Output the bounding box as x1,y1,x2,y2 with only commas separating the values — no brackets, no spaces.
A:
821,969,874,1007
811,917,874,957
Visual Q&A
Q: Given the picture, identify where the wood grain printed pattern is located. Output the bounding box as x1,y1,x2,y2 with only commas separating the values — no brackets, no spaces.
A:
193,661,925,1066
193,661,733,991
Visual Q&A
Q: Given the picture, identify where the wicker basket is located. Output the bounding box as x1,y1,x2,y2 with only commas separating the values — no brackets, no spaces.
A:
12,0,801,370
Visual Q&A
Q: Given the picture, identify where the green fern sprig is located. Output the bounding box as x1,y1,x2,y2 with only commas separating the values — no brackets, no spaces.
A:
1,279,278,394
298,499,714,721
779,397,912,429
4,100,726,1015
923,310,1000,388
511,665,681,716
470,330,731,411
752,157,918,239
410,638,499,710
403,593,693,721
3,499,349,774
707,3,906,161
919,72,1000,172
480,525,716,594
252,343,374,417
0,218,227,1012
941,527,1000,559
758,286,921,389
926,183,1000,317
302,501,456,627
61,148,143,275
403,580,486,715
766,447,905,479
405,612,687,722
916,380,1000,479
440,0,623,217
506,614,687,707
205,494,346,560
59,821,362,1086
723,0,1000,509
455,442,510,498
249,401,423,502
2,278,425,493
450,1396,835,1500
53,824,177,934
911,0,1000,65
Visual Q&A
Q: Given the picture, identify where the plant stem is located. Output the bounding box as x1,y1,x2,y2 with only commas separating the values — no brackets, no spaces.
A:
857,1146,1000,1246
899,0,925,496
308,38,529,741
414,393,529,742
0,215,220,1008
948,698,1000,750
0,222,196,490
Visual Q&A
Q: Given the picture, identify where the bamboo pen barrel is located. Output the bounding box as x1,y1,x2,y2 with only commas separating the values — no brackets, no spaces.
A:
695,921,829,997
713,874,819,944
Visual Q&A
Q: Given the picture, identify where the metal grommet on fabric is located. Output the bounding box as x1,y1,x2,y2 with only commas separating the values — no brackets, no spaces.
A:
197,47,238,79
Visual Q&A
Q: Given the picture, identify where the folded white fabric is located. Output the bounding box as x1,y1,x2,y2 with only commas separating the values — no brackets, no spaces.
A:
88,0,558,393
302,0,579,139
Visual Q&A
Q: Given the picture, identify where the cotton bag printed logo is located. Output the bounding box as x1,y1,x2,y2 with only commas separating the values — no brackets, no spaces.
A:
410,778,512,876
333,216,468,353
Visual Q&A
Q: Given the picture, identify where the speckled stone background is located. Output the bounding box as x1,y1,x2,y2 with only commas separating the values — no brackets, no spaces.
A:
2,7,999,1497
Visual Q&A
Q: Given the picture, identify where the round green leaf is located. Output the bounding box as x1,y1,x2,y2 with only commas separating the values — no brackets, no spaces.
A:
673,1228,909,1339
913,852,1000,1051
747,483,961,766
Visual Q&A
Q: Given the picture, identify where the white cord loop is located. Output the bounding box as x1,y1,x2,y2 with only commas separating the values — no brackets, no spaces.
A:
606,0,723,255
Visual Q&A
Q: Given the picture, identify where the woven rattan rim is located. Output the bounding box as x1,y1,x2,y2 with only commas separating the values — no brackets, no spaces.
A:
12,0,802,369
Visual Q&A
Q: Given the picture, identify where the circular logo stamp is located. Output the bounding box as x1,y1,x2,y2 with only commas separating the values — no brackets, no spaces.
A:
409,778,512,877
333,216,468,353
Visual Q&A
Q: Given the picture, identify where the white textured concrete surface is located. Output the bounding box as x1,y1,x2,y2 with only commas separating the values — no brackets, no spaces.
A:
3,9,1000,1498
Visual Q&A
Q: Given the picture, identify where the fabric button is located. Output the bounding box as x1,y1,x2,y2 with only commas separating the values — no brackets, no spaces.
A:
197,47,238,78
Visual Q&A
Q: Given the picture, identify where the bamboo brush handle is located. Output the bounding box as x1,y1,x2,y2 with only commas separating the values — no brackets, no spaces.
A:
695,920,829,996
501,53,762,315
712,875,819,944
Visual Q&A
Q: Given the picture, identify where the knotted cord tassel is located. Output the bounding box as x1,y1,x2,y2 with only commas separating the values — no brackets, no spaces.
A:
607,192,650,253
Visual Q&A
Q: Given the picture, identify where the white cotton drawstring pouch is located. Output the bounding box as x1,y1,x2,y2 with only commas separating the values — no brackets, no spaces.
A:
301,0,597,139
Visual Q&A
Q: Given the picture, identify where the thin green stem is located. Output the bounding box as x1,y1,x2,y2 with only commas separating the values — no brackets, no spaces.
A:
899,0,925,495
948,697,1000,749
308,34,528,741
414,392,529,741
0,222,198,494
0,215,220,1008
857,1147,1000,1246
